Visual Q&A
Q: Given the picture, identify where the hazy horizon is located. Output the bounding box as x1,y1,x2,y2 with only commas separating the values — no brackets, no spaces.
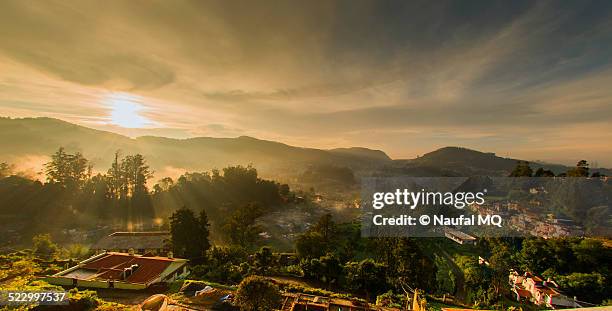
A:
3,116,609,170
2,1,612,166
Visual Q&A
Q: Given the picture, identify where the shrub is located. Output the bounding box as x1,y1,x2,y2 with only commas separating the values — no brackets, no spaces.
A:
235,276,282,311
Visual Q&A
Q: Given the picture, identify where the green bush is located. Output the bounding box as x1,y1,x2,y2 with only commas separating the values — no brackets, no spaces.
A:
235,276,282,311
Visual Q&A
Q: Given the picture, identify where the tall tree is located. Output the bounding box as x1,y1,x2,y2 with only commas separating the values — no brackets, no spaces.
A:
519,238,554,273
388,238,436,291
534,167,555,177
122,154,153,196
509,161,533,177
106,152,155,219
107,151,124,200
252,246,276,275
488,241,515,296
45,147,69,184
45,147,90,188
32,234,60,260
169,206,211,259
568,160,589,177
317,253,343,288
198,209,211,253
154,177,174,193
345,259,388,299
223,202,264,248
312,213,336,243
295,232,327,259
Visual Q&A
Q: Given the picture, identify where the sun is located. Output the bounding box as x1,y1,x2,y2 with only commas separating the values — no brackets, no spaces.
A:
104,92,153,128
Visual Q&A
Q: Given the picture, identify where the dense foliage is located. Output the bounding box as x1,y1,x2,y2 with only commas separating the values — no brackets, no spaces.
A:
169,207,211,259
454,237,612,306
0,148,293,244
1,150,611,309
235,276,282,311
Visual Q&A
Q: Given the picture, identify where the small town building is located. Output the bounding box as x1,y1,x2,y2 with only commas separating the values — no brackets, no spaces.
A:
46,251,189,290
509,270,582,309
91,231,171,256
444,228,476,245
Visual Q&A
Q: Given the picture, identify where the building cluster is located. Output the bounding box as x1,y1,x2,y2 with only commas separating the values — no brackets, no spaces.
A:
469,198,585,239
528,216,583,238
469,201,511,218
508,270,583,309
508,213,583,238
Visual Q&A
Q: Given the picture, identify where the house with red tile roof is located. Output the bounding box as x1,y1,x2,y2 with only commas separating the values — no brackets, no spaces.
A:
508,270,582,309
45,251,189,290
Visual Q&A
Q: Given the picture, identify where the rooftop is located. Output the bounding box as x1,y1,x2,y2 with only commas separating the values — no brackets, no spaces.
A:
91,231,171,251
57,252,186,284
516,288,532,299
444,228,477,240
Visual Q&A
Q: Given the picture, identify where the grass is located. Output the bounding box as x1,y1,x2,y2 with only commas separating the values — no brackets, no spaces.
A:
0,251,131,310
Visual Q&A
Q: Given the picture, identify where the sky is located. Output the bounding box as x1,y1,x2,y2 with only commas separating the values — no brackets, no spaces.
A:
1,0,612,166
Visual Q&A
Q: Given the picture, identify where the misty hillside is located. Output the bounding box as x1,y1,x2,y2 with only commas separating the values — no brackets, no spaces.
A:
0,117,391,178
391,146,610,176
413,147,567,173
1,117,608,179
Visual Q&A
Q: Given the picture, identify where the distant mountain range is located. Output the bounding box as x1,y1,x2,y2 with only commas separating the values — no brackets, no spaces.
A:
392,146,592,177
0,117,390,179
0,117,609,179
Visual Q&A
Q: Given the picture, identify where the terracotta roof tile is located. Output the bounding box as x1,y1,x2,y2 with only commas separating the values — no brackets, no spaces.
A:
517,289,532,298
81,252,183,284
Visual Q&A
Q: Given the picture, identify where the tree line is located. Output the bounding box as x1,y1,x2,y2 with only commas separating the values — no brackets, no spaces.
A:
0,147,294,242
509,159,605,178
0,148,155,238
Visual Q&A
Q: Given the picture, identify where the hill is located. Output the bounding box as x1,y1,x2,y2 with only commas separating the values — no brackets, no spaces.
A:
1,118,609,179
390,147,610,177
0,117,391,179
410,147,519,175
329,147,391,161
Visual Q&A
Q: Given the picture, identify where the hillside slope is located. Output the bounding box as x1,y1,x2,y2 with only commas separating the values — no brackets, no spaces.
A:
391,146,608,176
0,117,391,178
1,118,608,179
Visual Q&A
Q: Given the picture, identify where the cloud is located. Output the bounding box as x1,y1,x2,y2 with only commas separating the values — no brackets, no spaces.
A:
0,1,177,90
1,0,612,165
